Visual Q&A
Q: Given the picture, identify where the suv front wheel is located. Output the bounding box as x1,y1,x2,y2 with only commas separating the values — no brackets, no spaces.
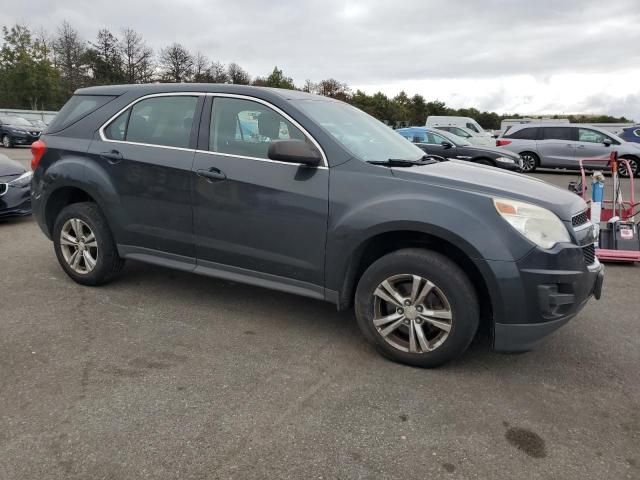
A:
53,202,124,286
355,249,479,368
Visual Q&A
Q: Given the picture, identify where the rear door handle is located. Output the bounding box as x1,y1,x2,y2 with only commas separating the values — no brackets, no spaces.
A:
196,168,226,181
576,145,585,149
100,150,123,164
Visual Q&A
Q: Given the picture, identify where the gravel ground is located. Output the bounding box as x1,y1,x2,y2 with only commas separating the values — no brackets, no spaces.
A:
1,147,639,479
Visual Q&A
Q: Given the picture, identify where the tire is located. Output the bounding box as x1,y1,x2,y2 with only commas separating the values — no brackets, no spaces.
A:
53,202,124,286
2,134,13,148
519,152,539,173
354,248,479,368
618,156,639,178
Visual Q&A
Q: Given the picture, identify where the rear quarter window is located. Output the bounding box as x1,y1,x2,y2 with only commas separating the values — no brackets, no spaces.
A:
47,95,116,133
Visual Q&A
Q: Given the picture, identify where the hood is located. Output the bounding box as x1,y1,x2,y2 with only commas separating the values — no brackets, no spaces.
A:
4,124,40,132
391,160,586,221
0,154,27,177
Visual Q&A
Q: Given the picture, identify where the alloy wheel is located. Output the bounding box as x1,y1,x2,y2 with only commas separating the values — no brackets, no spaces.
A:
520,153,536,172
2,136,9,148
60,218,99,274
372,274,453,354
618,159,638,177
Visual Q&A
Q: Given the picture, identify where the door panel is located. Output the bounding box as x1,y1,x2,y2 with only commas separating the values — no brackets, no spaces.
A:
89,94,202,257
87,141,196,257
537,127,576,167
575,128,615,168
192,96,329,287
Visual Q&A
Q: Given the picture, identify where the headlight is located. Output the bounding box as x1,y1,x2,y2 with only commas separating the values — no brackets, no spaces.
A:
495,156,515,164
8,170,32,188
493,198,571,249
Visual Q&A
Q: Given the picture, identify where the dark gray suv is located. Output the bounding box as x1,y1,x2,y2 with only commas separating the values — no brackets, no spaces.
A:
31,84,604,367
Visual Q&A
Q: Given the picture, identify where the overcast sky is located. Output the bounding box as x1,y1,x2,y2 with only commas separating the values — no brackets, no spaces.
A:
6,0,640,120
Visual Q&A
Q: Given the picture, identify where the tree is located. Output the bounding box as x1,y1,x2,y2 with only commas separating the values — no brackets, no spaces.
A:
227,62,250,84
317,78,349,101
53,21,88,99
302,79,317,94
192,52,211,82
0,24,60,110
409,94,427,125
159,43,193,82
263,66,295,89
120,28,154,83
86,29,123,85
208,61,228,83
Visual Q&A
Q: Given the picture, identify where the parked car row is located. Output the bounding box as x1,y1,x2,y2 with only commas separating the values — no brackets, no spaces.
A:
496,123,640,177
396,126,522,171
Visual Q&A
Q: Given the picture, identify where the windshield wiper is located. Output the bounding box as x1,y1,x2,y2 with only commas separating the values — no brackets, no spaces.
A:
367,155,442,167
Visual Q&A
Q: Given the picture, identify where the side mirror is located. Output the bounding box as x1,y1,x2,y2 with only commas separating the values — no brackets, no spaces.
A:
268,139,321,167
440,141,454,149
603,138,612,147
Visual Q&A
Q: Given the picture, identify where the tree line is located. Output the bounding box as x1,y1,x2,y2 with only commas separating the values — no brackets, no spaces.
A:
0,23,632,129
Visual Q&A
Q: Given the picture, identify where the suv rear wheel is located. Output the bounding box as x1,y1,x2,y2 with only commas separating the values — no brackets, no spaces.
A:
354,248,479,368
519,152,539,173
53,202,124,286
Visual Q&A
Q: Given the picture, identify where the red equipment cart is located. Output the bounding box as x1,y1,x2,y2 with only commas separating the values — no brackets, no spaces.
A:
574,152,640,263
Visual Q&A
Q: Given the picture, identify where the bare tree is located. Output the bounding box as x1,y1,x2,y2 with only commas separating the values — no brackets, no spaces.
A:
227,62,250,85
120,28,154,83
317,78,349,100
302,79,317,94
192,51,210,82
53,21,87,97
159,42,193,83
209,61,229,83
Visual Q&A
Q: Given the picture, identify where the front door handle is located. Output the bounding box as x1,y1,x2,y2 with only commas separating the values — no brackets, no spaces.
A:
196,168,226,181
576,145,585,149
100,150,123,164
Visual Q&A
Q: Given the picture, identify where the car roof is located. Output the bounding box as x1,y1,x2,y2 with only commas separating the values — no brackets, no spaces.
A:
74,83,332,102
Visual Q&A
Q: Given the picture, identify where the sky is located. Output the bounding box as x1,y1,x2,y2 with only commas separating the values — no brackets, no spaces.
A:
5,0,640,120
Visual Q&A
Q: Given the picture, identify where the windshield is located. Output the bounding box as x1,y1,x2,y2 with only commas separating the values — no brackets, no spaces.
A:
1,116,31,126
294,100,425,162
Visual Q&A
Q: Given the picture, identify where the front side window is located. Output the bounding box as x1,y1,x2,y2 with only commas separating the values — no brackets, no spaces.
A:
295,99,425,162
209,97,311,160
543,127,572,141
578,128,607,144
411,132,427,143
466,122,480,133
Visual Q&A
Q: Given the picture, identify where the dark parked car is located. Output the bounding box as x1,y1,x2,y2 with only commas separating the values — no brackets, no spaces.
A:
396,126,522,171
0,116,42,148
0,153,32,218
619,125,640,144
31,84,603,367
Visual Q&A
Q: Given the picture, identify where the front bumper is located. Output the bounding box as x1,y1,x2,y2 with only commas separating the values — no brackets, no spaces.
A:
0,184,32,218
488,243,604,353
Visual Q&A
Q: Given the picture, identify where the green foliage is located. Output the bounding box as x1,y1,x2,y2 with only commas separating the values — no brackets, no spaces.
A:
0,22,633,126
0,24,60,110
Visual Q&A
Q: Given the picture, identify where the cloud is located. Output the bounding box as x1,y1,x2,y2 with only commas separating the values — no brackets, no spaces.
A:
3,0,640,120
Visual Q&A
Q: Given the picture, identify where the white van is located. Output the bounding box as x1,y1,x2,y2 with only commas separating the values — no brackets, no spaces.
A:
426,116,491,138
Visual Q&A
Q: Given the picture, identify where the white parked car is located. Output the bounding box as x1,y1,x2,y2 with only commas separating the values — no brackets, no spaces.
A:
433,125,494,147
426,116,491,137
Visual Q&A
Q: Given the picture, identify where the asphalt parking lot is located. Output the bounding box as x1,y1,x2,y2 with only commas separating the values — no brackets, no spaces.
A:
1,147,639,480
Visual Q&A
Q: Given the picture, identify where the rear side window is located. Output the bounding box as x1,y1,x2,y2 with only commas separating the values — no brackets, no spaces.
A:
506,127,539,140
466,122,480,133
48,95,115,133
104,96,198,148
543,127,572,141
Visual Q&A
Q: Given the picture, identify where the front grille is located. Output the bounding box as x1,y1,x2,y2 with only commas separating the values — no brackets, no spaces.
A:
0,183,7,196
582,244,596,265
572,210,589,227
